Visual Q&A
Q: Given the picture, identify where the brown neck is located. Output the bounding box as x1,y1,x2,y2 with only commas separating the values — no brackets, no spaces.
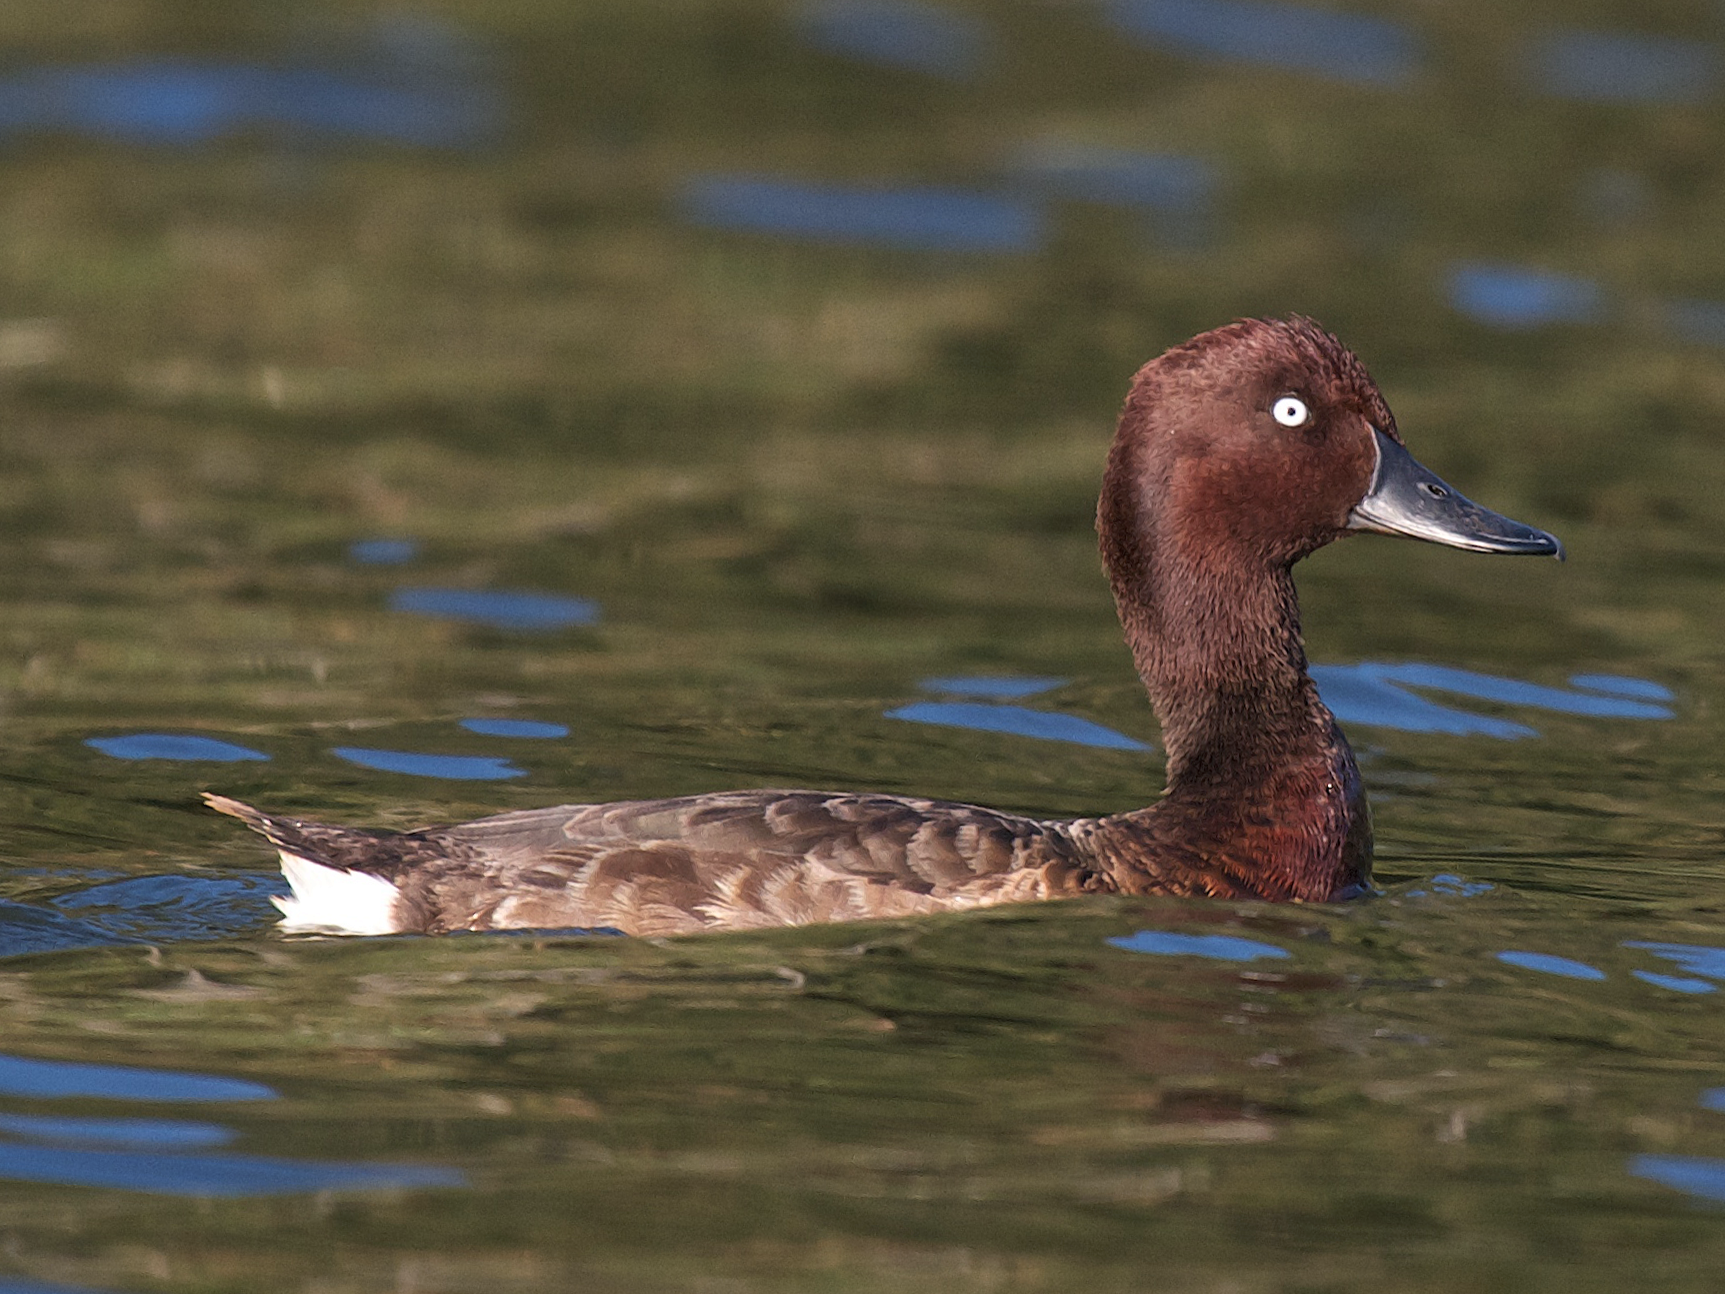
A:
1108,526,1335,794
1098,489,1371,900
1109,554,1372,899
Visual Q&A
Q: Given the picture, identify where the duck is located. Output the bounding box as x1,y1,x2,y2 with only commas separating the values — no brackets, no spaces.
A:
207,316,1561,937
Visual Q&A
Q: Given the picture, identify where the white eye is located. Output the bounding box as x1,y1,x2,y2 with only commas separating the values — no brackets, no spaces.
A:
1272,395,1309,427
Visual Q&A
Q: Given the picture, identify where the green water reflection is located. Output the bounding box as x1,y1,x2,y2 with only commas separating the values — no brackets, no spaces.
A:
0,0,1723,1289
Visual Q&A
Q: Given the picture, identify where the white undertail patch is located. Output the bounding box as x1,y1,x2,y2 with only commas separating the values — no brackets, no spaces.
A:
271,851,402,935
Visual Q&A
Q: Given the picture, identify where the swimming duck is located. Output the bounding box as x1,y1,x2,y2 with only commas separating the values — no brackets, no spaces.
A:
208,316,1560,937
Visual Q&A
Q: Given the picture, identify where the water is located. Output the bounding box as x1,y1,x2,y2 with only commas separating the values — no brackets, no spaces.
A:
1,0,1725,1289
679,175,1046,253
795,0,990,80
1106,0,1421,86
1447,263,1606,331
1528,30,1720,106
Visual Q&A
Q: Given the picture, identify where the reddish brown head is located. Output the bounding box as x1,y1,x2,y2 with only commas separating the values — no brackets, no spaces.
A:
1101,315,1391,582
1098,316,1559,714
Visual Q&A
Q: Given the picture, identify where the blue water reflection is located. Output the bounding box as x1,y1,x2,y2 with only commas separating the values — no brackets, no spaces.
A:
679,175,1043,253
389,587,599,630
0,1140,464,1197
1008,143,1218,214
1496,950,1606,981
1448,263,1604,329
0,1053,462,1196
51,875,279,942
887,701,1150,750
1665,299,1725,347
919,676,1066,699
0,59,500,149
348,538,419,565
1107,0,1419,86
1698,1089,1725,1112
1623,941,1725,982
85,734,270,762
1631,970,1716,994
0,1114,234,1149
1310,661,1672,739
332,746,525,780
796,0,986,79
0,902,135,959
1007,142,1218,246
0,1053,274,1102
459,718,569,739
1530,31,1719,105
1630,1154,1725,1204
1404,873,1494,899
0,1279,111,1294
1109,930,1291,961
1569,673,1675,702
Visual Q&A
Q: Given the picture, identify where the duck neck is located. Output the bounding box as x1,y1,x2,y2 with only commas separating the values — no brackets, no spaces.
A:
1103,550,1370,900
1114,549,1337,796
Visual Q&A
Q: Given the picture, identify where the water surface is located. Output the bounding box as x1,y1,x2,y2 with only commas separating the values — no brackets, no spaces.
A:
0,1,1724,1290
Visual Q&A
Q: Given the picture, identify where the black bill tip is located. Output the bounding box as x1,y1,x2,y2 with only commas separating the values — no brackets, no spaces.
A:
1346,429,1563,560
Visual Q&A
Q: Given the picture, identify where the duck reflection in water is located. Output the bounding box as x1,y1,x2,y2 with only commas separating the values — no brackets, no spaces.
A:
209,316,1561,936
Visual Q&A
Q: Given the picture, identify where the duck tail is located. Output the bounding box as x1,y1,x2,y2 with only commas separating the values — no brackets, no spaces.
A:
202,793,284,838
203,793,404,936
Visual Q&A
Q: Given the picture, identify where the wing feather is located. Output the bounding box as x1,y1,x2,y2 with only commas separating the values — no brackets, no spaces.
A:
210,790,1102,936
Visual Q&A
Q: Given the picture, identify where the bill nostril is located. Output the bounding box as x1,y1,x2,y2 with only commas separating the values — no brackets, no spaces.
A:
1420,482,1449,500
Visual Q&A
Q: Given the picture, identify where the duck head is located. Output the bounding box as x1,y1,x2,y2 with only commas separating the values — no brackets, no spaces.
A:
1101,315,1560,580
1099,315,1560,789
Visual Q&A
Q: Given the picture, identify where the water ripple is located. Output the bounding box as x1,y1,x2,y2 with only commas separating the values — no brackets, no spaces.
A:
1530,30,1719,105
1108,930,1291,961
1311,661,1672,738
85,734,270,762
1496,950,1607,981
389,587,599,631
331,747,525,780
795,0,986,79
458,718,570,739
887,701,1149,750
1107,0,1420,86
0,1053,275,1103
679,175,1043,253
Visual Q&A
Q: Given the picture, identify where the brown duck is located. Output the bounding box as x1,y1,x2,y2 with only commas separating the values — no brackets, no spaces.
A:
209,316,1561,937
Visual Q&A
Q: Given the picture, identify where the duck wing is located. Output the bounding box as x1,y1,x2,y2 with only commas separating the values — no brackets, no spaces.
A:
207,790,1105,936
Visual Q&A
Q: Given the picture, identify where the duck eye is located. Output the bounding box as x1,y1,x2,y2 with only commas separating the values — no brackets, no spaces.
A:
1271,396,1309,427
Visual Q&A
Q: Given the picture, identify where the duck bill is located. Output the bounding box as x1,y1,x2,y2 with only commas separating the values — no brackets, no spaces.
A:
1346,429,1564,559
